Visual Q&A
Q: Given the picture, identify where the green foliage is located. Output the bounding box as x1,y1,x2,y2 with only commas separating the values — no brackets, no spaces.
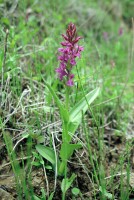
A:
68,88,100,137
45,81,99,176
60,143,81,161
44,81,69,122
71,187,80,196
99,186,113,199
0,0,133,199
2,131,34,199
36,144,60,170
61,174,76,194
34,189,54,200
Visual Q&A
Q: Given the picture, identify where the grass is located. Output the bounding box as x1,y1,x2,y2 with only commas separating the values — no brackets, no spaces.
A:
0,0,134,199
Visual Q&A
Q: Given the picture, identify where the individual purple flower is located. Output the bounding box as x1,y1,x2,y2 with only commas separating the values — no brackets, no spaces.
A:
103,32,108,41
56,22,84,86
118,27,123,36
67,74,74,86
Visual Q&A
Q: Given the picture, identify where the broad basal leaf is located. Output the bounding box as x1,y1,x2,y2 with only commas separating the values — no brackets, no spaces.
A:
68,88,100,140
36,144,60,168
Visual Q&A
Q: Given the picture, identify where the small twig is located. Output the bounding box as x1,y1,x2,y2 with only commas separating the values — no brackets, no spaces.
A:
12,136,28,152
42,162,49,198
104,172,127,180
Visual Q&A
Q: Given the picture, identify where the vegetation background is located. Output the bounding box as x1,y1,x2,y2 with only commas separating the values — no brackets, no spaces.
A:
0,0,134,199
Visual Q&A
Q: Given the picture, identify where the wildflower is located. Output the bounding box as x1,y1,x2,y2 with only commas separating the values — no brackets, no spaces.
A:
56,22,84,86
103,32,108,41
118,27,123,36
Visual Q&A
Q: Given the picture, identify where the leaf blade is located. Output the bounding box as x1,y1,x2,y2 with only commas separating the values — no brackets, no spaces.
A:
68,88,100,138
36,144,60,167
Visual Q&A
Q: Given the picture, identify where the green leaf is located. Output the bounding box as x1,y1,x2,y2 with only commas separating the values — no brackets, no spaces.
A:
99,186,113,199
32,151,40,158
44,81,69,122
40,159,44,165
61,173,76,193
1,17,10,26
34,195,41,200
41,187,46,199
45,165,52,170
36,144,60,167
71,187,80,196
68,88,100,139
36,135,45,143
60,143,82,161
22,133,29,139
32,161,41,167
48,192,54,200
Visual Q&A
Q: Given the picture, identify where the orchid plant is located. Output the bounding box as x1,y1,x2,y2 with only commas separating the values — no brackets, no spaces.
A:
36,23,100,182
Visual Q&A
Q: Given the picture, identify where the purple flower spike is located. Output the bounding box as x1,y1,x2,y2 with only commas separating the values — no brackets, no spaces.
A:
56,22,84,86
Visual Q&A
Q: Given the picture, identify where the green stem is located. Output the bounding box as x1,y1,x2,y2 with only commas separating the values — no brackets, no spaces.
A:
61,130,68,200
65,85,69,111
61,86,70,199
60,121,68,175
